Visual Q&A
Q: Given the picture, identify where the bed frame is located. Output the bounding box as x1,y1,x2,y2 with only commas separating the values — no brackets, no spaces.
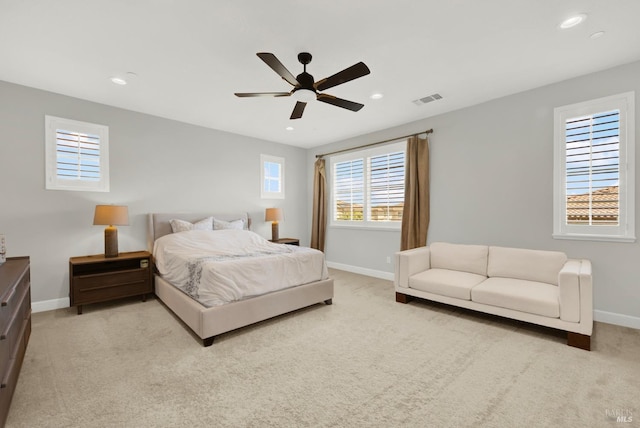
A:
148,212,334,346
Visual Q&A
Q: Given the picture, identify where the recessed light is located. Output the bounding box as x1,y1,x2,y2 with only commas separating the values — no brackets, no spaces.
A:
560,14,587,29
285,126,294,131
110,77,127,85
590,31,605,39
370,93,384,100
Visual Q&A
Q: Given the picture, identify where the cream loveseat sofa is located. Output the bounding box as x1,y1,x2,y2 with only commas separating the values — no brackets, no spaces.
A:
395,242,593,350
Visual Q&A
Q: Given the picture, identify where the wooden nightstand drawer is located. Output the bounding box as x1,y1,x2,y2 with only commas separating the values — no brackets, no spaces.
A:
73,268,149,304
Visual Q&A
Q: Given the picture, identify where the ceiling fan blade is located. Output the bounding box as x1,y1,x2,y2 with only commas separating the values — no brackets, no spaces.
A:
317,94,364,112
257,53,300,86
234,92,291,97
315,62,370,92
290,102,306,119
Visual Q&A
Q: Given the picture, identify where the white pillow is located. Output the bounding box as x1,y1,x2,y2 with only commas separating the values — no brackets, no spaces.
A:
169,217,213,233
213,218,245,230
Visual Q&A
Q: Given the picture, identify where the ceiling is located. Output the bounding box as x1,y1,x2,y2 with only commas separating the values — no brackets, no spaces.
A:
2,1,640,149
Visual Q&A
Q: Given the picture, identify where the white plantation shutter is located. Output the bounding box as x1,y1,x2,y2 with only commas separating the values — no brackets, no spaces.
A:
368,151,405,221
55,129,102,181
45,116,109,192
334,159,364,221
565,110,620,225
331,141,406,227
554,92,635,242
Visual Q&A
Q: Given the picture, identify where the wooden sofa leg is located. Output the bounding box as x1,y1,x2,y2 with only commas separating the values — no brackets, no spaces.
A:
324,298,333,305
396,292,411,304
567,332,591,351
203,336,215,347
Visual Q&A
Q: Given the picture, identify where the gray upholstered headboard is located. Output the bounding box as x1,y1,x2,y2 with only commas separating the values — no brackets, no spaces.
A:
147,212,251,252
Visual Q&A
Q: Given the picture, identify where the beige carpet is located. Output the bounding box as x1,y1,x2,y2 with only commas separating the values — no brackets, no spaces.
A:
7,269,639,427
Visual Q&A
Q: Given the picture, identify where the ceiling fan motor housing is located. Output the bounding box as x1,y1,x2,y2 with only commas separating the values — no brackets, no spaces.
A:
296,72,315,90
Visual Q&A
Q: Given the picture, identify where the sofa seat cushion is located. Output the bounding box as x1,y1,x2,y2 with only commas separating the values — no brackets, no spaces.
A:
409,268,487,300
471,277,560,318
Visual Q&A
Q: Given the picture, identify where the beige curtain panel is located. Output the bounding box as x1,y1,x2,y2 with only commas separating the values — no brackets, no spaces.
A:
401,135,430,250
311,157,327,251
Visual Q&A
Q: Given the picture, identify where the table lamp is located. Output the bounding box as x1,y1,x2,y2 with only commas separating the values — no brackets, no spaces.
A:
93,205,129,257
265,208,284,241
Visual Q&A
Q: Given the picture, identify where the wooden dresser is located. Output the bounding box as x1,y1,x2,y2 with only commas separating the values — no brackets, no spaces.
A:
0,257,31,427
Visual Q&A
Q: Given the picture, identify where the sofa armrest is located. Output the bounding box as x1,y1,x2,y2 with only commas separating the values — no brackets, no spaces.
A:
558,259,593,335
395,247,430,288
558,260,581,322
578,259,593,335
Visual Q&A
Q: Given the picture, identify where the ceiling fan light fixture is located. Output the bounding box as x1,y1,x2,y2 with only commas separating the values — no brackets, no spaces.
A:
293,88,316,102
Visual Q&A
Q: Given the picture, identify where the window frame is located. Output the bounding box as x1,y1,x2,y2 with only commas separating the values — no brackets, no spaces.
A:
329,140,406,230
260,154,285,199
553,92,635,242
45,115,110,192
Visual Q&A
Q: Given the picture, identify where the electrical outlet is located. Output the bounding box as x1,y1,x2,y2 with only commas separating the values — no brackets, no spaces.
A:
386,256,391,264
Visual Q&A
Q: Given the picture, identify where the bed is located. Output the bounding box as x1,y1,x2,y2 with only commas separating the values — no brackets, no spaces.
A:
147,212,334,346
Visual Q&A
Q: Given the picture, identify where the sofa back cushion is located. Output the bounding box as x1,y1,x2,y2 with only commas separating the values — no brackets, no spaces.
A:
487,246,567,285
430,242,488,276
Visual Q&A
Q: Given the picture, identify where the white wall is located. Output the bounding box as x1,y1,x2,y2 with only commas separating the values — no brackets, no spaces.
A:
308,60,640,327
0,80,308,308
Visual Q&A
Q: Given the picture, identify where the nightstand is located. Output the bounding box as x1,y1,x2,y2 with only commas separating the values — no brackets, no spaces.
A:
69,251,153,314
269,238,300,246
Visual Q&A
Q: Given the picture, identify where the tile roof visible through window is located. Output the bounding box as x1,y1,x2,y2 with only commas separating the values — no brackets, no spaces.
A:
566,186,618,224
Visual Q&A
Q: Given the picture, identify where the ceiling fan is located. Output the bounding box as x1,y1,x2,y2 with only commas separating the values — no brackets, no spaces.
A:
235,52,371,120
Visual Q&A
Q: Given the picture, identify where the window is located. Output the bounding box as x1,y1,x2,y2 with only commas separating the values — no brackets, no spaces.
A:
261,154,284,199
553,92,635,242
45,116,110,192
330,141,406,228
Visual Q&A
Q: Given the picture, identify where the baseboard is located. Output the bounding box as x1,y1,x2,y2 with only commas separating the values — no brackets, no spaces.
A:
31,288,639,330
32,297,69,313
326,261,394,281
594,310,640,330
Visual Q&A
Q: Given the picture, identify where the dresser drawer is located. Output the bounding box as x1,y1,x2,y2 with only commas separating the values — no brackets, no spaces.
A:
73,268,150,304
0,279,30,370
0,271,29,330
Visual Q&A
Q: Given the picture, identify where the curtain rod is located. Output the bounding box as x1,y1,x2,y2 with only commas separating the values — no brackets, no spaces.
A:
315,129,433,159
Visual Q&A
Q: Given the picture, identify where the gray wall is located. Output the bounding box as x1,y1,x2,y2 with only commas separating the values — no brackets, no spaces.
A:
308,60,640,325
0,80,308,306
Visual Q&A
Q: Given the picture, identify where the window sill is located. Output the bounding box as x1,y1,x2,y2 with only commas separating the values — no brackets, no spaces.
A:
552,233,636,243
330,223,401,232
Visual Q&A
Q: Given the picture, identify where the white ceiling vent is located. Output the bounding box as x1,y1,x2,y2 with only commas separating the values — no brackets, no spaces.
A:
412,93,443,106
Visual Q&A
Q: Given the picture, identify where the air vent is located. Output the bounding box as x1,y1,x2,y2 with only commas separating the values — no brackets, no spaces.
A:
412,93,443,106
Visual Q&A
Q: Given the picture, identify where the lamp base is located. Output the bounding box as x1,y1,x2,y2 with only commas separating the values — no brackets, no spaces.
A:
104,226,119,258
271,222,279,241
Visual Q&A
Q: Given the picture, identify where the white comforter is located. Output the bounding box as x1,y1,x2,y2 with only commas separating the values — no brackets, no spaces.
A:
153,229,329,307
